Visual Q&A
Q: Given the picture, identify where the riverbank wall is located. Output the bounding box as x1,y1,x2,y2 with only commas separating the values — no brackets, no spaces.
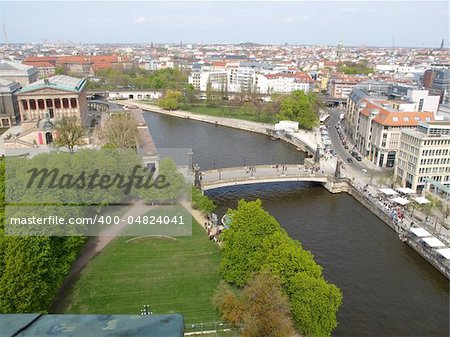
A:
339,178,450,279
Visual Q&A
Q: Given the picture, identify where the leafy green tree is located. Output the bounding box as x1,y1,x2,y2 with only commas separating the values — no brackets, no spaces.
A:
158,90,183,110
192,186,216,214
219,199,282,286
219,199,342,336
286,272,343,337
53,117,86,153
277,91,320,130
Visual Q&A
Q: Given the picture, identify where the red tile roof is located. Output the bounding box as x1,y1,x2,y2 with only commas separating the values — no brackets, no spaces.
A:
360,99,434,126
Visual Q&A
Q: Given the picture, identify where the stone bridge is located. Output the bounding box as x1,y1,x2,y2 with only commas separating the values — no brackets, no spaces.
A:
198,164,332,191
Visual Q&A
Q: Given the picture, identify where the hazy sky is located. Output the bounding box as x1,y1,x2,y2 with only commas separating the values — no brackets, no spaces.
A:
1,1,448,47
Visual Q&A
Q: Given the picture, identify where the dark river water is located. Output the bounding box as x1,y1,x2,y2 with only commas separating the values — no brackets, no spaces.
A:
144,111,449,337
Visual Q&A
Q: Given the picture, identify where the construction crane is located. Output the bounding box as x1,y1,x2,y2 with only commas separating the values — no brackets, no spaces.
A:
2,22,8,48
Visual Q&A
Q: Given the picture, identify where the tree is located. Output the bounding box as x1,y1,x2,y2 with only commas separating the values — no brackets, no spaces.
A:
213,272,295,337
53,117,86,153
219,199,342,337
100,113,138,149
277,91,320,130
158,90,182,110
192,186,216,214
286,272,342,337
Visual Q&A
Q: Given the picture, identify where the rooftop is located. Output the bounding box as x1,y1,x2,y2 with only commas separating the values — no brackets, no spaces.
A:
18,75,87,94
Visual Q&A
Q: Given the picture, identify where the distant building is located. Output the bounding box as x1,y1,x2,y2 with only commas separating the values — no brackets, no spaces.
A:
0,79,21,127
395,121,450,192
257,72,314,94
430,69,450,103
0,60,38,87
23,57,57,78
328,76,367,99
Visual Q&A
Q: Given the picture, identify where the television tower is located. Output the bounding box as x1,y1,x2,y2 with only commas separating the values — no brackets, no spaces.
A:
2,22,8,48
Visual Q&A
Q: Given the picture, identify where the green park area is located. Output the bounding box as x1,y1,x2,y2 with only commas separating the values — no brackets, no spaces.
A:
61,220,222,324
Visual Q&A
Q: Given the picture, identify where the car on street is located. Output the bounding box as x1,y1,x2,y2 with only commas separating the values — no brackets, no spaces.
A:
347,158,353,163
356,156,362,161
344,145,349,149
361,168,368,173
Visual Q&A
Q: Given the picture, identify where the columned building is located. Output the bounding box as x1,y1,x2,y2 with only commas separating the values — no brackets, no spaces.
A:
16,75,88,125
395,121,450,192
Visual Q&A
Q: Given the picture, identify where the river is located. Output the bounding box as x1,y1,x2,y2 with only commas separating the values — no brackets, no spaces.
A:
143,110,449,337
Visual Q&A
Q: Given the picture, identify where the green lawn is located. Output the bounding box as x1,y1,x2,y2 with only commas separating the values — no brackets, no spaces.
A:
61,219,222,324
181,104,277,123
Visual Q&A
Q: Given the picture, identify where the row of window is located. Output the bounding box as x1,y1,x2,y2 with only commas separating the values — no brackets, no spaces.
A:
418,176,450,183
22,98,77,110
420,157,450,165
422,149,450,156
423,139,450,146
419,167,450,174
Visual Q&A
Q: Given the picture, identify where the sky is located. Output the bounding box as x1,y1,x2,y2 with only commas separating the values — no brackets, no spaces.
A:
0,1,448,47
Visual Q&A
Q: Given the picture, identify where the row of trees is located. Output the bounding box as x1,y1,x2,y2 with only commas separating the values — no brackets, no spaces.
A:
157,88,320,129
215,199,342,337
87,68,189,91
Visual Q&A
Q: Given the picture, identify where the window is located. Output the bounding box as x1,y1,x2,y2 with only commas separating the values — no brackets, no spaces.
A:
22,100,28,110
62,98,69,108
403,117,409,122
418,99,424,112
70,98,77,108
46,99,53,108
29,100,36,110
54,99,61,109
392,117,399,122
38,99,45,110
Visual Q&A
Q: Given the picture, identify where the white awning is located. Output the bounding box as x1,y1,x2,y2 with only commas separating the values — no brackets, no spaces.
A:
409,227,432,237
391,197,410,205
379,188,398,196
436,248,450,259
422,237,446,248
414,197,430,205
396,187,415,194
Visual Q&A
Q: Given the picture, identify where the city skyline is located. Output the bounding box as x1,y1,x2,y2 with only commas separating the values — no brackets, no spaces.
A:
0,1,448,48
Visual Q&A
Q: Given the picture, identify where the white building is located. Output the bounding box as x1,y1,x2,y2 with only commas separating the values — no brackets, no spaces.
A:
257,72,313,94
395,121,450,192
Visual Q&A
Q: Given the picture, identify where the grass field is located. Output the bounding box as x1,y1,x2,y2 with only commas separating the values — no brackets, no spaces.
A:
62,219,222,324
182,104,277,123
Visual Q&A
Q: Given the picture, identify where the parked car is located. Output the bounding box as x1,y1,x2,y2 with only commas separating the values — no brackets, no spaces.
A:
344,145,349,149
347,158,353,163
356,156,362,161
361,168,368,173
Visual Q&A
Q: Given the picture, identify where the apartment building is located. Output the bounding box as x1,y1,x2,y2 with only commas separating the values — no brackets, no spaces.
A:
395,121,450,192
355,99,434,168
